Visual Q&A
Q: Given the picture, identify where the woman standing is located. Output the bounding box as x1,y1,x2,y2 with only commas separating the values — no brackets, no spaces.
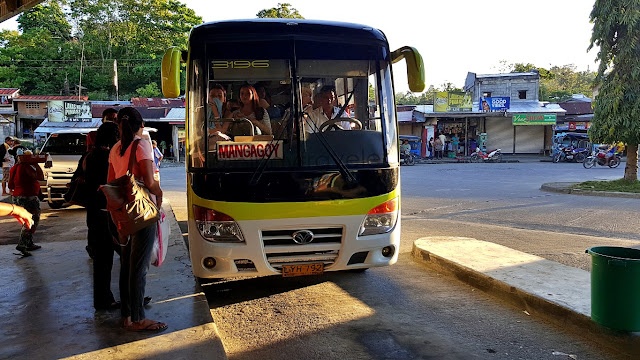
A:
231,85,272,135
85,122,121,310
108,107,166,332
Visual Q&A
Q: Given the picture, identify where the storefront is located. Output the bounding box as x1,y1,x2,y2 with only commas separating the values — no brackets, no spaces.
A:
413,102,565,155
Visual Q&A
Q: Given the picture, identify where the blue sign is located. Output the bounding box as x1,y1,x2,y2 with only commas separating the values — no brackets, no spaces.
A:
480,97,510,111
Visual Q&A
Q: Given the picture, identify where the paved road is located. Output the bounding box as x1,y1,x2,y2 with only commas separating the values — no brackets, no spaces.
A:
160,162,633,360
400,161,640,271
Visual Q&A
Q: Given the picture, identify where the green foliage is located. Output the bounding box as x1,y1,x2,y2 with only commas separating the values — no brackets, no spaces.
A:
0,0,202,100
257,3,304,19
17,2,71,39
571,179,640,193
588,0,640,146
136,82,161,97
395,84,461,105
509,62,595,102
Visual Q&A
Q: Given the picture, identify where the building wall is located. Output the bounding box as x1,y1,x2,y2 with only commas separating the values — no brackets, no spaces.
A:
474,78,539,102
16,101,48,116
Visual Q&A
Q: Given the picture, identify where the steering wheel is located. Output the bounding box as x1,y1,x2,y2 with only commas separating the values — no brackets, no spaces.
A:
318,117,363,132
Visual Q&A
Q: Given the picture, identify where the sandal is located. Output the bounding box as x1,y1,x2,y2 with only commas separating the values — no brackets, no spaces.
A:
126,320,168,332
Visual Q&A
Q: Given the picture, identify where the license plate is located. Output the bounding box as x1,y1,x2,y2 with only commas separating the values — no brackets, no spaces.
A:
282,263,324,277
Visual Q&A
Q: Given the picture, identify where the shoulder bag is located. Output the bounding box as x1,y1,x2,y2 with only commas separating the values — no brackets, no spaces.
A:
100,139,160,245
64,155,89,207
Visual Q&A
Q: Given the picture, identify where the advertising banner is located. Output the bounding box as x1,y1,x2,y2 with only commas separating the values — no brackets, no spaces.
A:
48,100,64,122
481,97,510,111
434,91,472,112
512,114,556,125
63,101,92,122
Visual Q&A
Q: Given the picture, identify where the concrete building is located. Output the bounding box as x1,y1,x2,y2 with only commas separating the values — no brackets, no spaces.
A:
410,71,565,156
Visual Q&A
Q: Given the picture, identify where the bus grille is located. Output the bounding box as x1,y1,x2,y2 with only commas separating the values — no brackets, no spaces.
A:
261,227,343,271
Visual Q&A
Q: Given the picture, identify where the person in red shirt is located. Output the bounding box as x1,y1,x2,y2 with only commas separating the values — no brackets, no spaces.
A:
8,150,44,256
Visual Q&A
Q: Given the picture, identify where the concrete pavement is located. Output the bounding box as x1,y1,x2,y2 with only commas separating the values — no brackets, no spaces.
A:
0,199,227,360
412,237,640,357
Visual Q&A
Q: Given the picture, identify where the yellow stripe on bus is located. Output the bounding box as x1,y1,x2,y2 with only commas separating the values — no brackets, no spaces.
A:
188,188,399,221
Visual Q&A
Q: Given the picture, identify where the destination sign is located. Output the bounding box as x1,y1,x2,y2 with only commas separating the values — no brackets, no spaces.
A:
217,141,284,161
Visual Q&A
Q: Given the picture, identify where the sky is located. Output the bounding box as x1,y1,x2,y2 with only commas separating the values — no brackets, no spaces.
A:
1,0,598,94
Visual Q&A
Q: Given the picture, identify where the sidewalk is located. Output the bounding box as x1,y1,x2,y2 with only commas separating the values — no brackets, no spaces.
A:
412,237,640,357
415,154,550,164
0,200,227,360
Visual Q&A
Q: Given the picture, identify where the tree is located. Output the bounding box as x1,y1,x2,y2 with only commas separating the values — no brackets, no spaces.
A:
507,62,595,102
589,0,640,181
0,0,202,99
257,3,304,19
18,2,71,40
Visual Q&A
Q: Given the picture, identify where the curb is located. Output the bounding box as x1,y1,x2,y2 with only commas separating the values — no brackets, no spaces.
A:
541,182,640,199
411,241,640,357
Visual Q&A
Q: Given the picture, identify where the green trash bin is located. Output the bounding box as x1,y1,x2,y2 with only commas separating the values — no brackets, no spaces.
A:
586,246,640,331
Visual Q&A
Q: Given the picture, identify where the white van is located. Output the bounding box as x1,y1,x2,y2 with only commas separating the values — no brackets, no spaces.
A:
39,128,97,209
39,127,158,209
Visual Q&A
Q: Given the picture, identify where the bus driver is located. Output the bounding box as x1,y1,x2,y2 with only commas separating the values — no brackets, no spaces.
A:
305,86,352,133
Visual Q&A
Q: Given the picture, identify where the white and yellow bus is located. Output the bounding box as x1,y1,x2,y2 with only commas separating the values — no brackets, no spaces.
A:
162,19,424,279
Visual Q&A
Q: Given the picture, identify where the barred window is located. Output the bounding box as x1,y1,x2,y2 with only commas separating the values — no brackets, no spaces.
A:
25,102,40,109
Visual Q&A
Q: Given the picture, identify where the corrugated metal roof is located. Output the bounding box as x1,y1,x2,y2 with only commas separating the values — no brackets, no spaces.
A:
91,100,132,106
476,71,539,79
558,101,592,115
412,101,565,118
397,110,414,122
0,88,19,95
130,97,184,107
33,119,102,135
14,95,89,101
161,107,185,120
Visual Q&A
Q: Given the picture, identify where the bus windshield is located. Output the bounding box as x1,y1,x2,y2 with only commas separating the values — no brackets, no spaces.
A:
188,39,398,171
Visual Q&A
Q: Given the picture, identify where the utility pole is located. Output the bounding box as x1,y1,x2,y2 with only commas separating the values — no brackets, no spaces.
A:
78,43,84,100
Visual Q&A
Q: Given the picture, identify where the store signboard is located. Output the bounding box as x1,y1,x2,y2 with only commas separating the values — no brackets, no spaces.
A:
434,91,472,112
480,97,510,111
555,121,590,131
512,114,556,125
48,100,92,122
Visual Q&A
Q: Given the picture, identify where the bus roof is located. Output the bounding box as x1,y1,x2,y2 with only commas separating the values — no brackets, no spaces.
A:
191,19,388,44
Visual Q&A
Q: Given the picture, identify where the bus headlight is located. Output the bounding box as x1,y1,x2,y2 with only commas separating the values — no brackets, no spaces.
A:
358,198,398,236
193,205,245,243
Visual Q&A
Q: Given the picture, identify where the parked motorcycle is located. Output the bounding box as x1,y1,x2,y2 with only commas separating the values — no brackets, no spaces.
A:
400,152,416,166
582,149,621,169
470,148,502,163
553,145,590,163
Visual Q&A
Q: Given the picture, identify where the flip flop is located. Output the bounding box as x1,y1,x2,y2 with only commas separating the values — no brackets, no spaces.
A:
14,251,32,258
127,321,168,332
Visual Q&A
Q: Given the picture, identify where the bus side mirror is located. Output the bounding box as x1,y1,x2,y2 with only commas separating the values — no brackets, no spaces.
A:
391,46,425,93
162,47,182,98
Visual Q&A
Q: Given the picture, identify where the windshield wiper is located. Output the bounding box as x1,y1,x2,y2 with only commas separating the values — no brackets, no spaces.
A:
302,110,358,186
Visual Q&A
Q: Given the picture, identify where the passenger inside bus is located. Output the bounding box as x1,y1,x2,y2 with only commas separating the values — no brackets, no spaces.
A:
207,84,231,141
230,84,272,136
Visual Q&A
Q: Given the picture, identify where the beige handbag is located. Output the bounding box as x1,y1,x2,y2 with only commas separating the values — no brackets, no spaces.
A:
100,139,160,245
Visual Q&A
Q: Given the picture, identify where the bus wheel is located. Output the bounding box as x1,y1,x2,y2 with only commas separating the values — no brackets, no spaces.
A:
48,201,64,209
